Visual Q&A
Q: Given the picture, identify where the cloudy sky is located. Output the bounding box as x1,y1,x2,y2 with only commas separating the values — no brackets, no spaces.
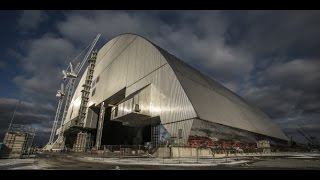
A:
0,10,319,146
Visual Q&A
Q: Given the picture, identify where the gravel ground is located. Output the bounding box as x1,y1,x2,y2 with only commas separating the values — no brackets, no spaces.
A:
1,153,320,170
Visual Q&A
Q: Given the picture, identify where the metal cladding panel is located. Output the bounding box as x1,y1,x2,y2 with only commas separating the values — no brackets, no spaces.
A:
73,68,88,100
89,35,166,107
139,85,151,115
85,108,93,128
125,37,166,87
111,85,153,120
95,35,136,74
65,34,197,140
175,71,288,141
125,63,197,125
125,99,132,115
163,119,194,144
99,35,197,138
63,68,88,126
84,108,98,129
157,46,288,141
89,40,132,106
190,119,287,145
95,37,118,65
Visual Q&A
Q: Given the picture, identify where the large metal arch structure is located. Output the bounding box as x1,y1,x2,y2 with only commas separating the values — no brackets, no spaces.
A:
58,33,288,150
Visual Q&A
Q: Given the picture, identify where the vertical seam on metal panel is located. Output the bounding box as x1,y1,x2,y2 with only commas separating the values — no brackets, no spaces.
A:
97,37,138,76
99,36,120,60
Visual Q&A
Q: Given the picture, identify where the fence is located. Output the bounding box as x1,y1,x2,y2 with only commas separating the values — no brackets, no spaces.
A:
41,144,312,166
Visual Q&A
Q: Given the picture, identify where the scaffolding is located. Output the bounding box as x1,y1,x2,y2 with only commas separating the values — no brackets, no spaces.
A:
2,124,36,158
73,132,94,152
151,124,160,149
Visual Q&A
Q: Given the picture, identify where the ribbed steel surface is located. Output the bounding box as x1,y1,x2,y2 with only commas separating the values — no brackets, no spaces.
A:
157,45,288,141
63,33,288,144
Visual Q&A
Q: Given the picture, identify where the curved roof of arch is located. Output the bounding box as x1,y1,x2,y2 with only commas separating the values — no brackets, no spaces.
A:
74,33,289,141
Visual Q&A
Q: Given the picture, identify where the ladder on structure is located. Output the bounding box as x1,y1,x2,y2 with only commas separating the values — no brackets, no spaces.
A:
77,50,98,126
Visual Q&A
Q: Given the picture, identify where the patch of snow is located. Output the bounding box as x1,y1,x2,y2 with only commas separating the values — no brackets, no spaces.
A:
79,156,251,166
221,160,250,165
286,156,315,159
9,165,41,170
0,159,35,166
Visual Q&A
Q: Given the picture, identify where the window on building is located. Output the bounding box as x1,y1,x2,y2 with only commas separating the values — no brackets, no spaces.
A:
92,88,96,96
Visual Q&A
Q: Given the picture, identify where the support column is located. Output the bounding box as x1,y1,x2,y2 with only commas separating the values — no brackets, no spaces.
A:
95,102,105,150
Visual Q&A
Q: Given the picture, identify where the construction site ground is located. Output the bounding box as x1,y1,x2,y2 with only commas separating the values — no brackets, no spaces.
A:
1,153,320,170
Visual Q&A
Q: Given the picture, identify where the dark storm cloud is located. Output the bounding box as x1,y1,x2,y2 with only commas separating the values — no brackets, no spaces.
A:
0,61,5,70
0,98,55,145
223,10,320,57
262,59,320,92
242,58,320,118
13,33,78,103
18,10,48,31
1,10,319,145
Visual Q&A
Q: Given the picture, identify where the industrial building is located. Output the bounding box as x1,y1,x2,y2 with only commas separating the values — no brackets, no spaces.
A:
47,33,289,152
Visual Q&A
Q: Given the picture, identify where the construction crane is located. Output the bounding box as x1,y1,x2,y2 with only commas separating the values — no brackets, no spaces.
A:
298,124,318,144
7,99,21,132
59,34,100,131
62,63,78,80
296,129,314,145
46,34,101,148
48,83,65,145
296,124,320,152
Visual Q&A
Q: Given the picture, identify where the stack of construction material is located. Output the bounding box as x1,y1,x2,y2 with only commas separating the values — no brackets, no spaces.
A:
73,132,92,152
3,132,27,158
